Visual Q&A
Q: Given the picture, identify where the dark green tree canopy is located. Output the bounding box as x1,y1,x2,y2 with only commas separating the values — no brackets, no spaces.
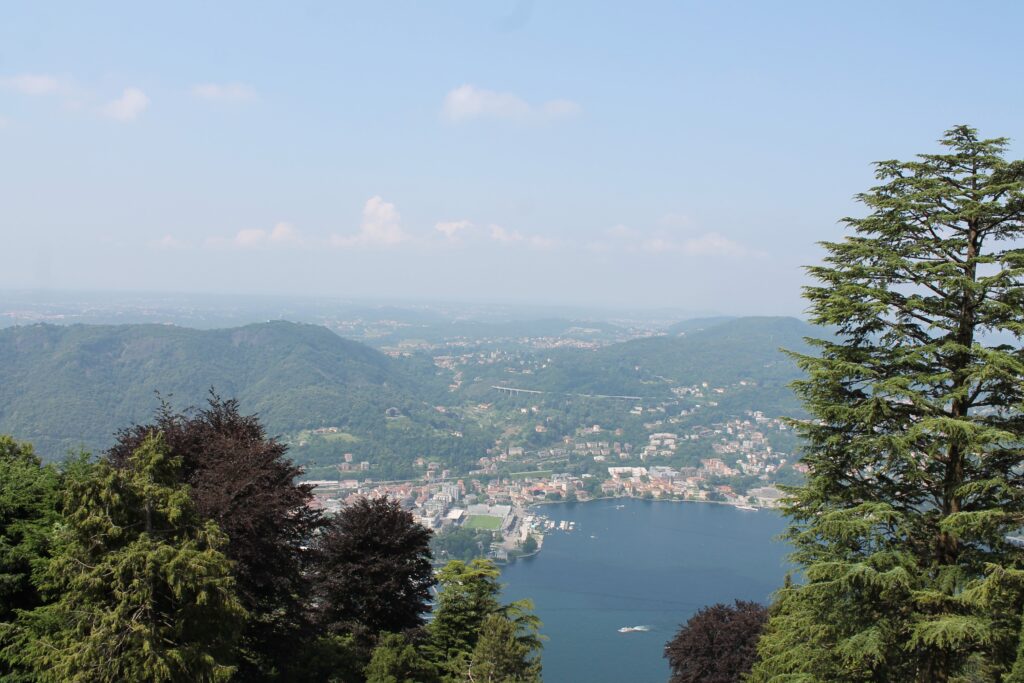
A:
753,127,1024,682
459,613,542,683
3,435,245,683
0,437,59,681
108,394,321,678
427,559,504,663
426,559,543,680
364,632,440,683
0,437,57,624
314,495,435,639
665,600,768,683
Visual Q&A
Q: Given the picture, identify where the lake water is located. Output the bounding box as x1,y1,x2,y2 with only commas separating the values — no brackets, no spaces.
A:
500,499,790,683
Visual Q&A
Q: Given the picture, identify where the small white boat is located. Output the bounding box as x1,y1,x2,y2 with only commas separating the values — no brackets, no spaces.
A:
618,625,651,633
735,504,758,511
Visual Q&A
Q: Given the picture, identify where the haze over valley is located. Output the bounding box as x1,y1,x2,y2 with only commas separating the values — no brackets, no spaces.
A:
4,3,1024,681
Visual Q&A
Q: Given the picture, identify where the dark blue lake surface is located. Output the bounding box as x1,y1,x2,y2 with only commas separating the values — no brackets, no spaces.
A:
500,499,790,682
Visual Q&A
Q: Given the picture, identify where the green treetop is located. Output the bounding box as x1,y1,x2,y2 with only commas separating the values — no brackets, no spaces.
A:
427,559,505,665
3,435,246,683
427,559,543,681
0,436,59,681
752,126,1024,682
0,437,57,621
459,613,543,683
364,632,440,683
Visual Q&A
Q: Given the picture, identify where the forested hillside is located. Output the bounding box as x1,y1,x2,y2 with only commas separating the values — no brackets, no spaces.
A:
0,316,819,476
355,317,630,348
0,321,447,457
463,316,818,403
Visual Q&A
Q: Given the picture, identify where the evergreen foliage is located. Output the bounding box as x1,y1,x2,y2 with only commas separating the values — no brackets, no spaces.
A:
0,419,546,680
456,613,542,683
365,633,441,683
109,396,322,679
0,437,59,681
0,437,57,623
428,559,505,664
2,435,245,682
664,600,768,683
752,126,1024,682
427,559,542,681
282,634,365,683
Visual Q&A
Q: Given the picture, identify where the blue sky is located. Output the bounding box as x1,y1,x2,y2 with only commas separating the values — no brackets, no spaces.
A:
2,1,1022,315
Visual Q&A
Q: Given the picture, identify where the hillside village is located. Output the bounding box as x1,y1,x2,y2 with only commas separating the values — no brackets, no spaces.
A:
310,404,794,561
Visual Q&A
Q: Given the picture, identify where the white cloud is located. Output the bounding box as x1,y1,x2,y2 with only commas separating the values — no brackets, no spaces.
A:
205,222,301,249
154,234,187,249
584,224,639,253
436,220,474,240
489,224,555,250
233,228,267,247
605,224,638,239
640,232,749,256
1,74,63,96
593,222,755,257
191,82,256,103
682,233,746,256
444,85,530,122
331,196,409,248
3,75,156,123
102,87,149,122
489,224,523,244
442,84,581,123
639,237,676,253
237,222,300,247
268,222,299,243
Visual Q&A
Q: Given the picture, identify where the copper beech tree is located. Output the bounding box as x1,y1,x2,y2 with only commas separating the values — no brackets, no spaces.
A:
109,395,321,680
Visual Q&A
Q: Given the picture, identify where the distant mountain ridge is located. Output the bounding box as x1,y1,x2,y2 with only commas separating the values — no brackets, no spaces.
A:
0,316,820,467
484,316,819,399
662,316,737,336
354,317,631,347
0,321,439,458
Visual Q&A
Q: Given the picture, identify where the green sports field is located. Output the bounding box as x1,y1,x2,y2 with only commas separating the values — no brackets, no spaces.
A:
464,515,503,530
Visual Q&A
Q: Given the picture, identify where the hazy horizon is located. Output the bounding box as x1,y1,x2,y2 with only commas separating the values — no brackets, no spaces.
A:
3,2,1023,314
0,287,743,328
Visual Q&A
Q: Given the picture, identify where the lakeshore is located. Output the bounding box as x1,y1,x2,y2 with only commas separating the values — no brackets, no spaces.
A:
500,498,790,682
309,408,797,557
505,495,779,564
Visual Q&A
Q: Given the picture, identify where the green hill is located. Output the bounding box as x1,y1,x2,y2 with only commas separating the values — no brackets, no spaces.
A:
0,316,820,474
357,317,630,347
662,316,736,336
477,316,820,406
0,321,447,460
599,316,817,386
